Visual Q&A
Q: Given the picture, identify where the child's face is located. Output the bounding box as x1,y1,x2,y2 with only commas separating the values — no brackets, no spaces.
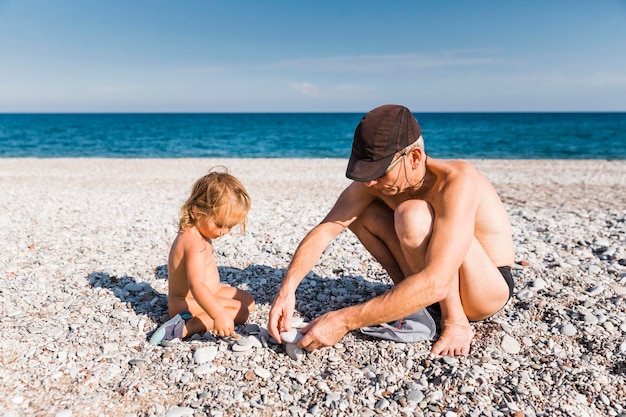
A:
195,214,234,239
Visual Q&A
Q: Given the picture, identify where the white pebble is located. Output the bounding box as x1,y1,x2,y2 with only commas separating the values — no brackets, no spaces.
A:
165,407,194,417
316,381,330,392
531,278,547,291
586,285,604,296
501,335,521,354
195,363,217,376
280,329,303,343
285,343,305,361
231,342,253,352
193,346,218,364
254,367,272,379
583,313,599,325
561,324,577,336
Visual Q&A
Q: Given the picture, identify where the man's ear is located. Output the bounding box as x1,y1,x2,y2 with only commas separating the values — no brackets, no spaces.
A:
408,147,424,167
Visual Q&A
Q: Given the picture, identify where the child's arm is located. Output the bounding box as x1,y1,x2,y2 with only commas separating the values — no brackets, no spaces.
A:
185,241,235,336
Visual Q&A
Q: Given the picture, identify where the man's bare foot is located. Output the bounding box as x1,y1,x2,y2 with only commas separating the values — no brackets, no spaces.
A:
431,319,474,356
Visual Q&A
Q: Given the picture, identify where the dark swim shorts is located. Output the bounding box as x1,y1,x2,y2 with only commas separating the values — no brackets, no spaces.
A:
427,266,515,321
498,266,514,300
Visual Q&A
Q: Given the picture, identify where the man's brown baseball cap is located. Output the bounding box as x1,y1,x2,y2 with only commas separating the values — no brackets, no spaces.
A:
346,104,422,182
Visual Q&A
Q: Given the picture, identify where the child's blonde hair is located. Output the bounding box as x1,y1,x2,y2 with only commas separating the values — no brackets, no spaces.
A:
179,167,251,233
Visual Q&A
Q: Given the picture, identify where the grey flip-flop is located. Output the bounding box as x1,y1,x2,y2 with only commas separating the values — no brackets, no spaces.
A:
360,308,436,343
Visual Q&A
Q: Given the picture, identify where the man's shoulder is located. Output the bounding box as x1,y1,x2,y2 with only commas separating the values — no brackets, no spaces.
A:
433,158,480,179
436,158,475,169
428,159,484,200
330,181,377,214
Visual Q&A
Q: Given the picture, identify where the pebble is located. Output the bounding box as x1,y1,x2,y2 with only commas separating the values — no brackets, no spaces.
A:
195,363,216,376
285,343,305,361
231,335,262,352
531,278,547,291
583,313,599,326
561,324,578,336
407,390,425,403
193,346,217,364
375,399,390,410
164,407,195,417
124,283,143,292
316,381,330,392
427,390,444,403
244,323,261,334
231,342,251,352
501,335,521,354
254,367,272,379
280,329,303,343
128,359,145,367
587,285,605,296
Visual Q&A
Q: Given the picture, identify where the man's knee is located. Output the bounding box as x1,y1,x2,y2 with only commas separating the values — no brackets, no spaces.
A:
394,200,433,246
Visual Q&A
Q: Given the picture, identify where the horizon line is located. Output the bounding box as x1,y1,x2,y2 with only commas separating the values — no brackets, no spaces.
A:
2,110,626,115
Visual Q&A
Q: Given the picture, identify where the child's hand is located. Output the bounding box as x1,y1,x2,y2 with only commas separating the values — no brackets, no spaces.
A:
212,314,235,337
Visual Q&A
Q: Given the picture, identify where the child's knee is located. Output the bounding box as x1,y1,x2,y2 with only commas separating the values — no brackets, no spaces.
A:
239,290,255,310
234,304,251,324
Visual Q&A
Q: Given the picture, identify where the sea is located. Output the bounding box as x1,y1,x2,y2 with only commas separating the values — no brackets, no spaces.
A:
1,112,625,159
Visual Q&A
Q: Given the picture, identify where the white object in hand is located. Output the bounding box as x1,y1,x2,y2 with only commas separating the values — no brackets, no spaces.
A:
280,328,303,343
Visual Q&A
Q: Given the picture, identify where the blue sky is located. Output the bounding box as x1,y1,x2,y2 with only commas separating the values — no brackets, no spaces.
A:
1,1,625,112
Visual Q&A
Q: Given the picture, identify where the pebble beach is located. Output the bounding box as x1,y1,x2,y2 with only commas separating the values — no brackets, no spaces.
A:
1,158,625,417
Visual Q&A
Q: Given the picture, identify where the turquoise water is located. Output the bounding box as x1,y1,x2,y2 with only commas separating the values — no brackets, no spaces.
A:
1,112,625,159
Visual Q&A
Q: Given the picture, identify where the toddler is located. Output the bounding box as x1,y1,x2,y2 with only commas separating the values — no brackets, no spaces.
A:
150,169,255,345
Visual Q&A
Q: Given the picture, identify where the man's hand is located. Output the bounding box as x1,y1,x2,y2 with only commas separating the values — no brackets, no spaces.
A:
268,290,296,343
297,310,350,351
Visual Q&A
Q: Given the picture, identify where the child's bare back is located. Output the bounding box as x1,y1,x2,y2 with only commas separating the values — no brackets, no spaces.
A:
149,169,255,345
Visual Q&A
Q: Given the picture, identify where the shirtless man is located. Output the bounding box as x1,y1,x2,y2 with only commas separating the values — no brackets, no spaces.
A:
268,104,514,356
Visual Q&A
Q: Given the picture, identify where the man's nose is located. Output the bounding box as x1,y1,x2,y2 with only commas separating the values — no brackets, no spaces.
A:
364,179,377,187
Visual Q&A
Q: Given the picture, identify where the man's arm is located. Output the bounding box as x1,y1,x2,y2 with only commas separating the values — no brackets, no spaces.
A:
268,182,375,341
